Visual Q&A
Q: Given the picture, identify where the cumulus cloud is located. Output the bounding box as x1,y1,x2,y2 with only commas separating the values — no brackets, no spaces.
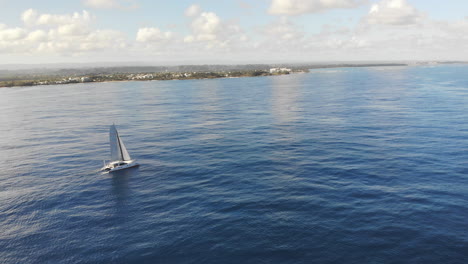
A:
268,0,367,15
136,27,173,42
366,0,424,25
255,17,307,53
0,9,127,55
21,9,92,27
0,26,27,41
185,4,201,17
57,23,90,36
3,2,468,63
183,6,247,50
186,12,222,42
83,0,138,10
134,5,246,53
83,0,119,9
78,30,127,51
35,29,127,53
21,9,38,26
26,30,48,42
262,17,305,41
305,13,468,61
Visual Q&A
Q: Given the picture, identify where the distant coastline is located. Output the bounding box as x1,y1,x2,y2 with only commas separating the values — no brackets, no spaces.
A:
0,61,462,88
0,68,301,88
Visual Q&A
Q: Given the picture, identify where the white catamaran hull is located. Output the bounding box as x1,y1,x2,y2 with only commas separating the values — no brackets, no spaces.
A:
101,160,139,173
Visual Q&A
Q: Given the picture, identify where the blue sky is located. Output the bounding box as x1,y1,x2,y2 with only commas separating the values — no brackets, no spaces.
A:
0,0,467,64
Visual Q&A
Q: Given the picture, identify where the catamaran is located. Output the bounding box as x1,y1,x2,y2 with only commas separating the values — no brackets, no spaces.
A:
101,124,139,173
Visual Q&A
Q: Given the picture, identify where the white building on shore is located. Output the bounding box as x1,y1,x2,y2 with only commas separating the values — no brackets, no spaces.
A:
269,67,291,74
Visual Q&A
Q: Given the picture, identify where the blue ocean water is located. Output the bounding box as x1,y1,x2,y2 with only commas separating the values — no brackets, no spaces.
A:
1,65,468,263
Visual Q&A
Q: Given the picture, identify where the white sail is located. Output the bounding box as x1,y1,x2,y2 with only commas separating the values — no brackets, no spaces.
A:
118,134,132,161
109,125,132,161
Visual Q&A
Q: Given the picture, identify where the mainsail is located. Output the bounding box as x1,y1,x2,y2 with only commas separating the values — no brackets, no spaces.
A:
109,125,132,161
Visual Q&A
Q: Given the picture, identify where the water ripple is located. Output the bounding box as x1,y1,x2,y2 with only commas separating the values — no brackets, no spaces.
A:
1,65,468,263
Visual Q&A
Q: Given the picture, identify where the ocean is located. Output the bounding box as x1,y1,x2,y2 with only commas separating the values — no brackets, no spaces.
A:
1,64,468,263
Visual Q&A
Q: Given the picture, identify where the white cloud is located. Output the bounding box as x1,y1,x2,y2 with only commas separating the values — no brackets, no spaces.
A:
35,29,127,53
303,14,468,61
26,30,48,42
83,0,119,9
37,41,71,53
262,17,305,41
183,35,195,43
0,26,28,45
136,27,173,42
21,9,38,26
57,24,90,36
185,4,201,17
366,0,424,25
79,30,127,51
268,0,366,15
183,6,247,50
3,3,468,63
255,17,307,54
21,9,93,27
0,27,27,41
188,12,222,42
83,0,138,9
0,9,127,56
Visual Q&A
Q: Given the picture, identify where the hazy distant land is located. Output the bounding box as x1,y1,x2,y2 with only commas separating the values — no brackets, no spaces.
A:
0,61,463,88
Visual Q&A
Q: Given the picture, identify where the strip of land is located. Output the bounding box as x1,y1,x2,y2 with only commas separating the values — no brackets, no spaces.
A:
0,68,301,87
0,62,461,88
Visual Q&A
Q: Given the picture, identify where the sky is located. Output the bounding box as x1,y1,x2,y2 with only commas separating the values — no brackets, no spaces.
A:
0,0,467,64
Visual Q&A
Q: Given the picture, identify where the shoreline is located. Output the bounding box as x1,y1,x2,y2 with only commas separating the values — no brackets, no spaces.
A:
0,63,434,88
0,69,299,88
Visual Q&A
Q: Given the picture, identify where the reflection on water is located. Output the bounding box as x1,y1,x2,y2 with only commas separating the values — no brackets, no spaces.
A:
110,167,138,206
270,75,303,124
268,75,304,173
364,67,410,113
192,80,225,141
196,80,221,112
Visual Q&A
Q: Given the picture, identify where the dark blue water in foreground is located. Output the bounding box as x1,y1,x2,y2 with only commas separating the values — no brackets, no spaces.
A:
1,65,468,263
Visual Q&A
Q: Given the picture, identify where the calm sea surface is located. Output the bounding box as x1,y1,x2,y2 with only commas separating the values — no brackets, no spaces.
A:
1,65,468,263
